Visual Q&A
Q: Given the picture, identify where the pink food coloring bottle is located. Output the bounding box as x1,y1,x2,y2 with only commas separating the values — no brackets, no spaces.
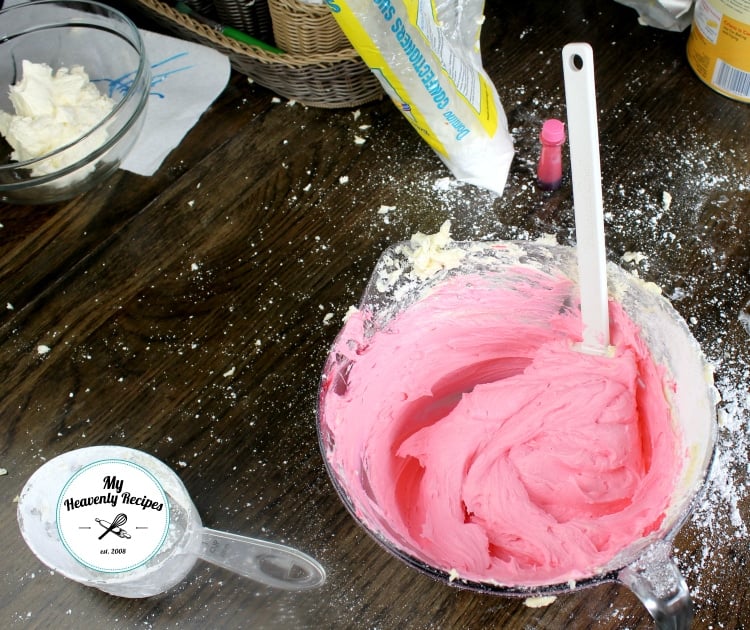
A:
537,118,566,191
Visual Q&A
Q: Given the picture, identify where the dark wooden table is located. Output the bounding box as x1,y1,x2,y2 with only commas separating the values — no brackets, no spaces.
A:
1,1,749,628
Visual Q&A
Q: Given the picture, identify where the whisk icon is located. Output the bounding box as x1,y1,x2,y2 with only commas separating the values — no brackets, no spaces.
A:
95,513,130,540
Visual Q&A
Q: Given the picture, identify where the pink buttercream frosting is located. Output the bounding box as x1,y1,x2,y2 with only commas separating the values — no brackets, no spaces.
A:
319,267,682,587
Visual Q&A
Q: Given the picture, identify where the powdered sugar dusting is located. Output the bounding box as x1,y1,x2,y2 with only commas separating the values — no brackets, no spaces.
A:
327,78,750,623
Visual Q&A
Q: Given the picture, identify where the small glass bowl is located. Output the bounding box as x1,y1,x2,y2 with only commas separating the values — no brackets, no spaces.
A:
0,1,151,204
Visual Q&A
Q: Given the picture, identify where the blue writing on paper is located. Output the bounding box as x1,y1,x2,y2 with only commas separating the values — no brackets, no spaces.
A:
94,53,194,100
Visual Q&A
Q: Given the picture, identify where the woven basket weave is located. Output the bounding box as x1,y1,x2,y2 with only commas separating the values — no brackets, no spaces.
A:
125,0,383,108
214,0,273,42
268,0,349,55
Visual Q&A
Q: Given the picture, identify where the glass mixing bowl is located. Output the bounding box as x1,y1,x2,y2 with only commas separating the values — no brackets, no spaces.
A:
0,1,150,204
318,240,718,628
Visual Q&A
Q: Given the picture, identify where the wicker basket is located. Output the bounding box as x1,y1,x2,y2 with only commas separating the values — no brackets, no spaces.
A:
268,0,349,55
125,0,383,108
214,0,273,43
181,0,216,19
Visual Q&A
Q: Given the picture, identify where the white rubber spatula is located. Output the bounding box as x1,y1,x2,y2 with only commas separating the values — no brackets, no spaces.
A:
562,42,611,354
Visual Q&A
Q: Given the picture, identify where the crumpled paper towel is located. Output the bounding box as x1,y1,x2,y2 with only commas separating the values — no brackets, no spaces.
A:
120,29,231,176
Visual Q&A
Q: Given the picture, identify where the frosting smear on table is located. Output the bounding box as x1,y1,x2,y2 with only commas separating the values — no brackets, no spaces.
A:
320,266,682,586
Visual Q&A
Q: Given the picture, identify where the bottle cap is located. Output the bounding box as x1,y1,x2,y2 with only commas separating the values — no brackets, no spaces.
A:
540,119,566,145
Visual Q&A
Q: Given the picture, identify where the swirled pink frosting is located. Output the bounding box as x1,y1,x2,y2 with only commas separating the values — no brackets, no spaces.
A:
320,268,681,586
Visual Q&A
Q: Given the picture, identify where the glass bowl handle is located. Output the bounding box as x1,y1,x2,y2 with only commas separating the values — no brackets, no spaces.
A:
618,540,693,629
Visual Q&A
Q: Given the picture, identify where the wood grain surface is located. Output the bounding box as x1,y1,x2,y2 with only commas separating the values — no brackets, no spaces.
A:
1,1,749,628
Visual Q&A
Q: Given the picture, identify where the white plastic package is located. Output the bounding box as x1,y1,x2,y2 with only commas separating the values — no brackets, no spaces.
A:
326,0,514,195
614,0,694,31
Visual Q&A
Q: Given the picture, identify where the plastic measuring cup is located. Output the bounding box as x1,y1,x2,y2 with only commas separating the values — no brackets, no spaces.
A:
317,238,717,629
17,445,326,597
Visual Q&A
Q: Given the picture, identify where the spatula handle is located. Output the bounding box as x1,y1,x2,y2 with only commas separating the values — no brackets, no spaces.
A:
562,42,610,352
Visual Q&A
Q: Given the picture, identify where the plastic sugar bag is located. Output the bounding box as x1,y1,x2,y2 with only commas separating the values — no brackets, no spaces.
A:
614,0,694,31
326,0,514,195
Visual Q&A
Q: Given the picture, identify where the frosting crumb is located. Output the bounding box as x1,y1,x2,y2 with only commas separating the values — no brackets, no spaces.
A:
662,191,672,211
400,220,465,280
523,595,557,608
622,251,647,265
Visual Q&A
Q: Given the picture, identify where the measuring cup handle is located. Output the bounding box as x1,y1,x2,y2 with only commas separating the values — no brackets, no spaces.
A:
617,541,693,629
198,527,326,591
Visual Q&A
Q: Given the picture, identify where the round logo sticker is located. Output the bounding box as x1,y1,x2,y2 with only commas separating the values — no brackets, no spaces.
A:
56,459,171,573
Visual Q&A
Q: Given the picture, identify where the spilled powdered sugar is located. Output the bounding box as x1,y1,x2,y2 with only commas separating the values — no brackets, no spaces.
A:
11,57,747,627
338,75,750,623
